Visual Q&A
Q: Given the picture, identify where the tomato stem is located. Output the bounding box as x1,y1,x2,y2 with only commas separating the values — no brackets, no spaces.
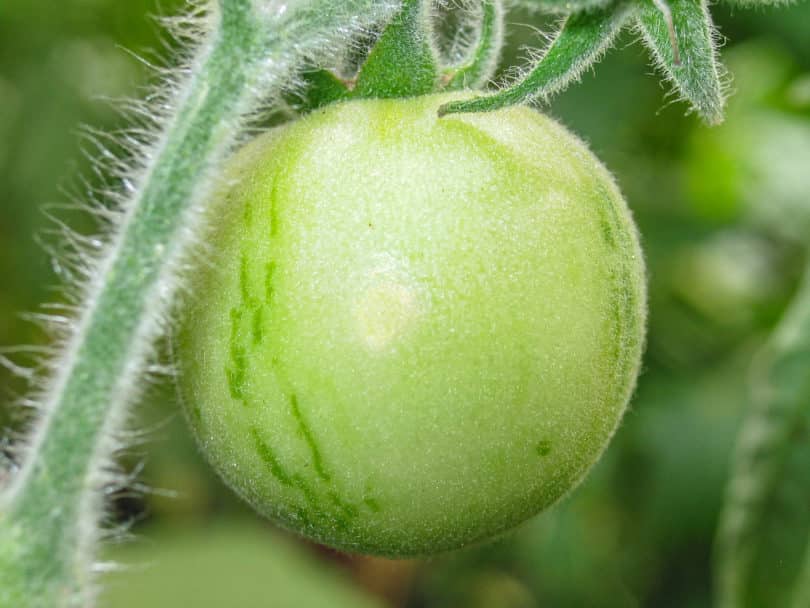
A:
0,1,398,606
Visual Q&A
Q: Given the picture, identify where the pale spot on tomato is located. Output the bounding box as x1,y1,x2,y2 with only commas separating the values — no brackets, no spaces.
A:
354,279,420,351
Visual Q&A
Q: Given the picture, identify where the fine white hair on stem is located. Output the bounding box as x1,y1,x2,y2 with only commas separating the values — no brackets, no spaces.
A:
650,0,681,65
635,0,727,124
0,1,402,606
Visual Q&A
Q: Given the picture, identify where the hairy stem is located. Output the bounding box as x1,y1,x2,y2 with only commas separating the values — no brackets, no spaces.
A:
444,0,505,90
438,2,634,116
0,1,395,606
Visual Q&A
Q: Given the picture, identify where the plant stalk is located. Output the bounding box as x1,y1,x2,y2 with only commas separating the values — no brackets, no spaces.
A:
0,1,396,606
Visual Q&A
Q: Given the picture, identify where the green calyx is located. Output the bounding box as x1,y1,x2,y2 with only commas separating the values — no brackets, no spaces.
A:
352,0,439,98
291,0,730,124
289,0,504,112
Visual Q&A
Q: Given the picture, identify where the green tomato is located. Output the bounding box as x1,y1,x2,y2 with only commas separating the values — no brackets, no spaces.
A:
176,92,646,557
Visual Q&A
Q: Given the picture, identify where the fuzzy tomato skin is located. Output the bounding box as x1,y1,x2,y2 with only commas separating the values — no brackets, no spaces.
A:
176,93,646,557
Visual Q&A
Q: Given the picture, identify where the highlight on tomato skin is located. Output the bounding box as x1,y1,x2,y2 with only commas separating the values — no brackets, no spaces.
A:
174,92,647,558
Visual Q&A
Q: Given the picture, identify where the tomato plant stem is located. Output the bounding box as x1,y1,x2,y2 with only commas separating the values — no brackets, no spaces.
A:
0,2,397,606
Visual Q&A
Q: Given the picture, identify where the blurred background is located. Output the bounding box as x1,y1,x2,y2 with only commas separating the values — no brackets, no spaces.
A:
1,1,809,606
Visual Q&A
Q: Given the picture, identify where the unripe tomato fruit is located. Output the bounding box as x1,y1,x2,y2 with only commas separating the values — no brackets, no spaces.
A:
176,92,646,557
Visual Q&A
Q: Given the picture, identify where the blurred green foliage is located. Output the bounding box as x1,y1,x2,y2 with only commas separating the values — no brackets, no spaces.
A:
1,1,809,607
99,522,386,608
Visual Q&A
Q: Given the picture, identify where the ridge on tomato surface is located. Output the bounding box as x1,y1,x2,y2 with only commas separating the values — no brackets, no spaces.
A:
175,91,646,557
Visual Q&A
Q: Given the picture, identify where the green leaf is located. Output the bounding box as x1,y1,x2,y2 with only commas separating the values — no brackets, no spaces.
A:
288,70,350,113
636,0,725,125
438,2,634,116
444,0,505,90
354,0,439,99
715,265,810,608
